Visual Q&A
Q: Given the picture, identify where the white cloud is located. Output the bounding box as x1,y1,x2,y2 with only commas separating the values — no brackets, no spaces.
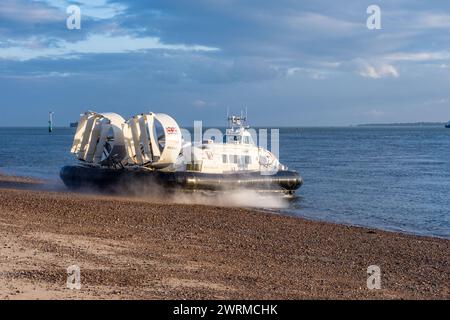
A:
286,67,302,76
352,49,450,79
0,34,220,61
286,67,328,80
287,13,359,34
367,109,385,117
0,0,127,23
0,71,74,79
385,51,450,62
193,99,217,108
318,61,342,69
193,99,207,107
384,11,450,30
0,0,63,23
358,63,399,79
415,13,450,29
424,98,449,106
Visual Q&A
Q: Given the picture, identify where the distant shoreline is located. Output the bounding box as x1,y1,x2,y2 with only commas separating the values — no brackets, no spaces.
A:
356,122,446,127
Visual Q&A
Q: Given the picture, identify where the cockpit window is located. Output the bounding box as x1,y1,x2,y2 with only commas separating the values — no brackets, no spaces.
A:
229,155,238,163
226,135,240,143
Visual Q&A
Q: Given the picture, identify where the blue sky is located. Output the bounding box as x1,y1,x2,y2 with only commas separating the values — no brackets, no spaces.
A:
0,0,449,126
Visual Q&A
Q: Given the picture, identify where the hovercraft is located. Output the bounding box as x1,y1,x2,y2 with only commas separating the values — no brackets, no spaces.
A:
60,111,303,195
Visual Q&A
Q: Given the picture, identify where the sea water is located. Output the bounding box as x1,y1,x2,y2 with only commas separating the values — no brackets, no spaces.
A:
0,126,449,238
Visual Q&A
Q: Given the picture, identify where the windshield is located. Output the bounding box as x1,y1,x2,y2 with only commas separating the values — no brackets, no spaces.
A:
226,135,240,143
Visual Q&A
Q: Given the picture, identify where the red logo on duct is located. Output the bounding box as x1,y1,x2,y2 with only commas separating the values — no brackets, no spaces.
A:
166,127,177,134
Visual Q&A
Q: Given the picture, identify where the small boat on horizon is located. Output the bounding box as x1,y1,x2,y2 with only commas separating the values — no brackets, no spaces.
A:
445,121,450,128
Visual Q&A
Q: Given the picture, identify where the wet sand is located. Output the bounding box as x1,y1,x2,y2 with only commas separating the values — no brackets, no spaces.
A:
0,174,448,299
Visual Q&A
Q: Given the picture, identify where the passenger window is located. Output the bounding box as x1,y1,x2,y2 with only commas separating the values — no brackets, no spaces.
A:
222,154,227,163
245,155,251,164
243,136,250,144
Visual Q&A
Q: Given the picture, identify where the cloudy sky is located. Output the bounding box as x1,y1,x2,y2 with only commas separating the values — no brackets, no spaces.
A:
0,0,449,126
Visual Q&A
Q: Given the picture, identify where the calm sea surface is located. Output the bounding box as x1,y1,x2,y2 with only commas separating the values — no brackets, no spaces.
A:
0,127,449,238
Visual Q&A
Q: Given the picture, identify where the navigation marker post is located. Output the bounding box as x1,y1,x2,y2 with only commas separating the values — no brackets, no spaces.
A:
49,111,54,133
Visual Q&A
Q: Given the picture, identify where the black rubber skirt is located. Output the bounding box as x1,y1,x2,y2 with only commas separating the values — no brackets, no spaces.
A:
60,166,303,194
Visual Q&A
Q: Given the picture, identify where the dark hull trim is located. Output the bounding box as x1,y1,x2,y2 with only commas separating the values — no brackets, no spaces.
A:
60,166,303,194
